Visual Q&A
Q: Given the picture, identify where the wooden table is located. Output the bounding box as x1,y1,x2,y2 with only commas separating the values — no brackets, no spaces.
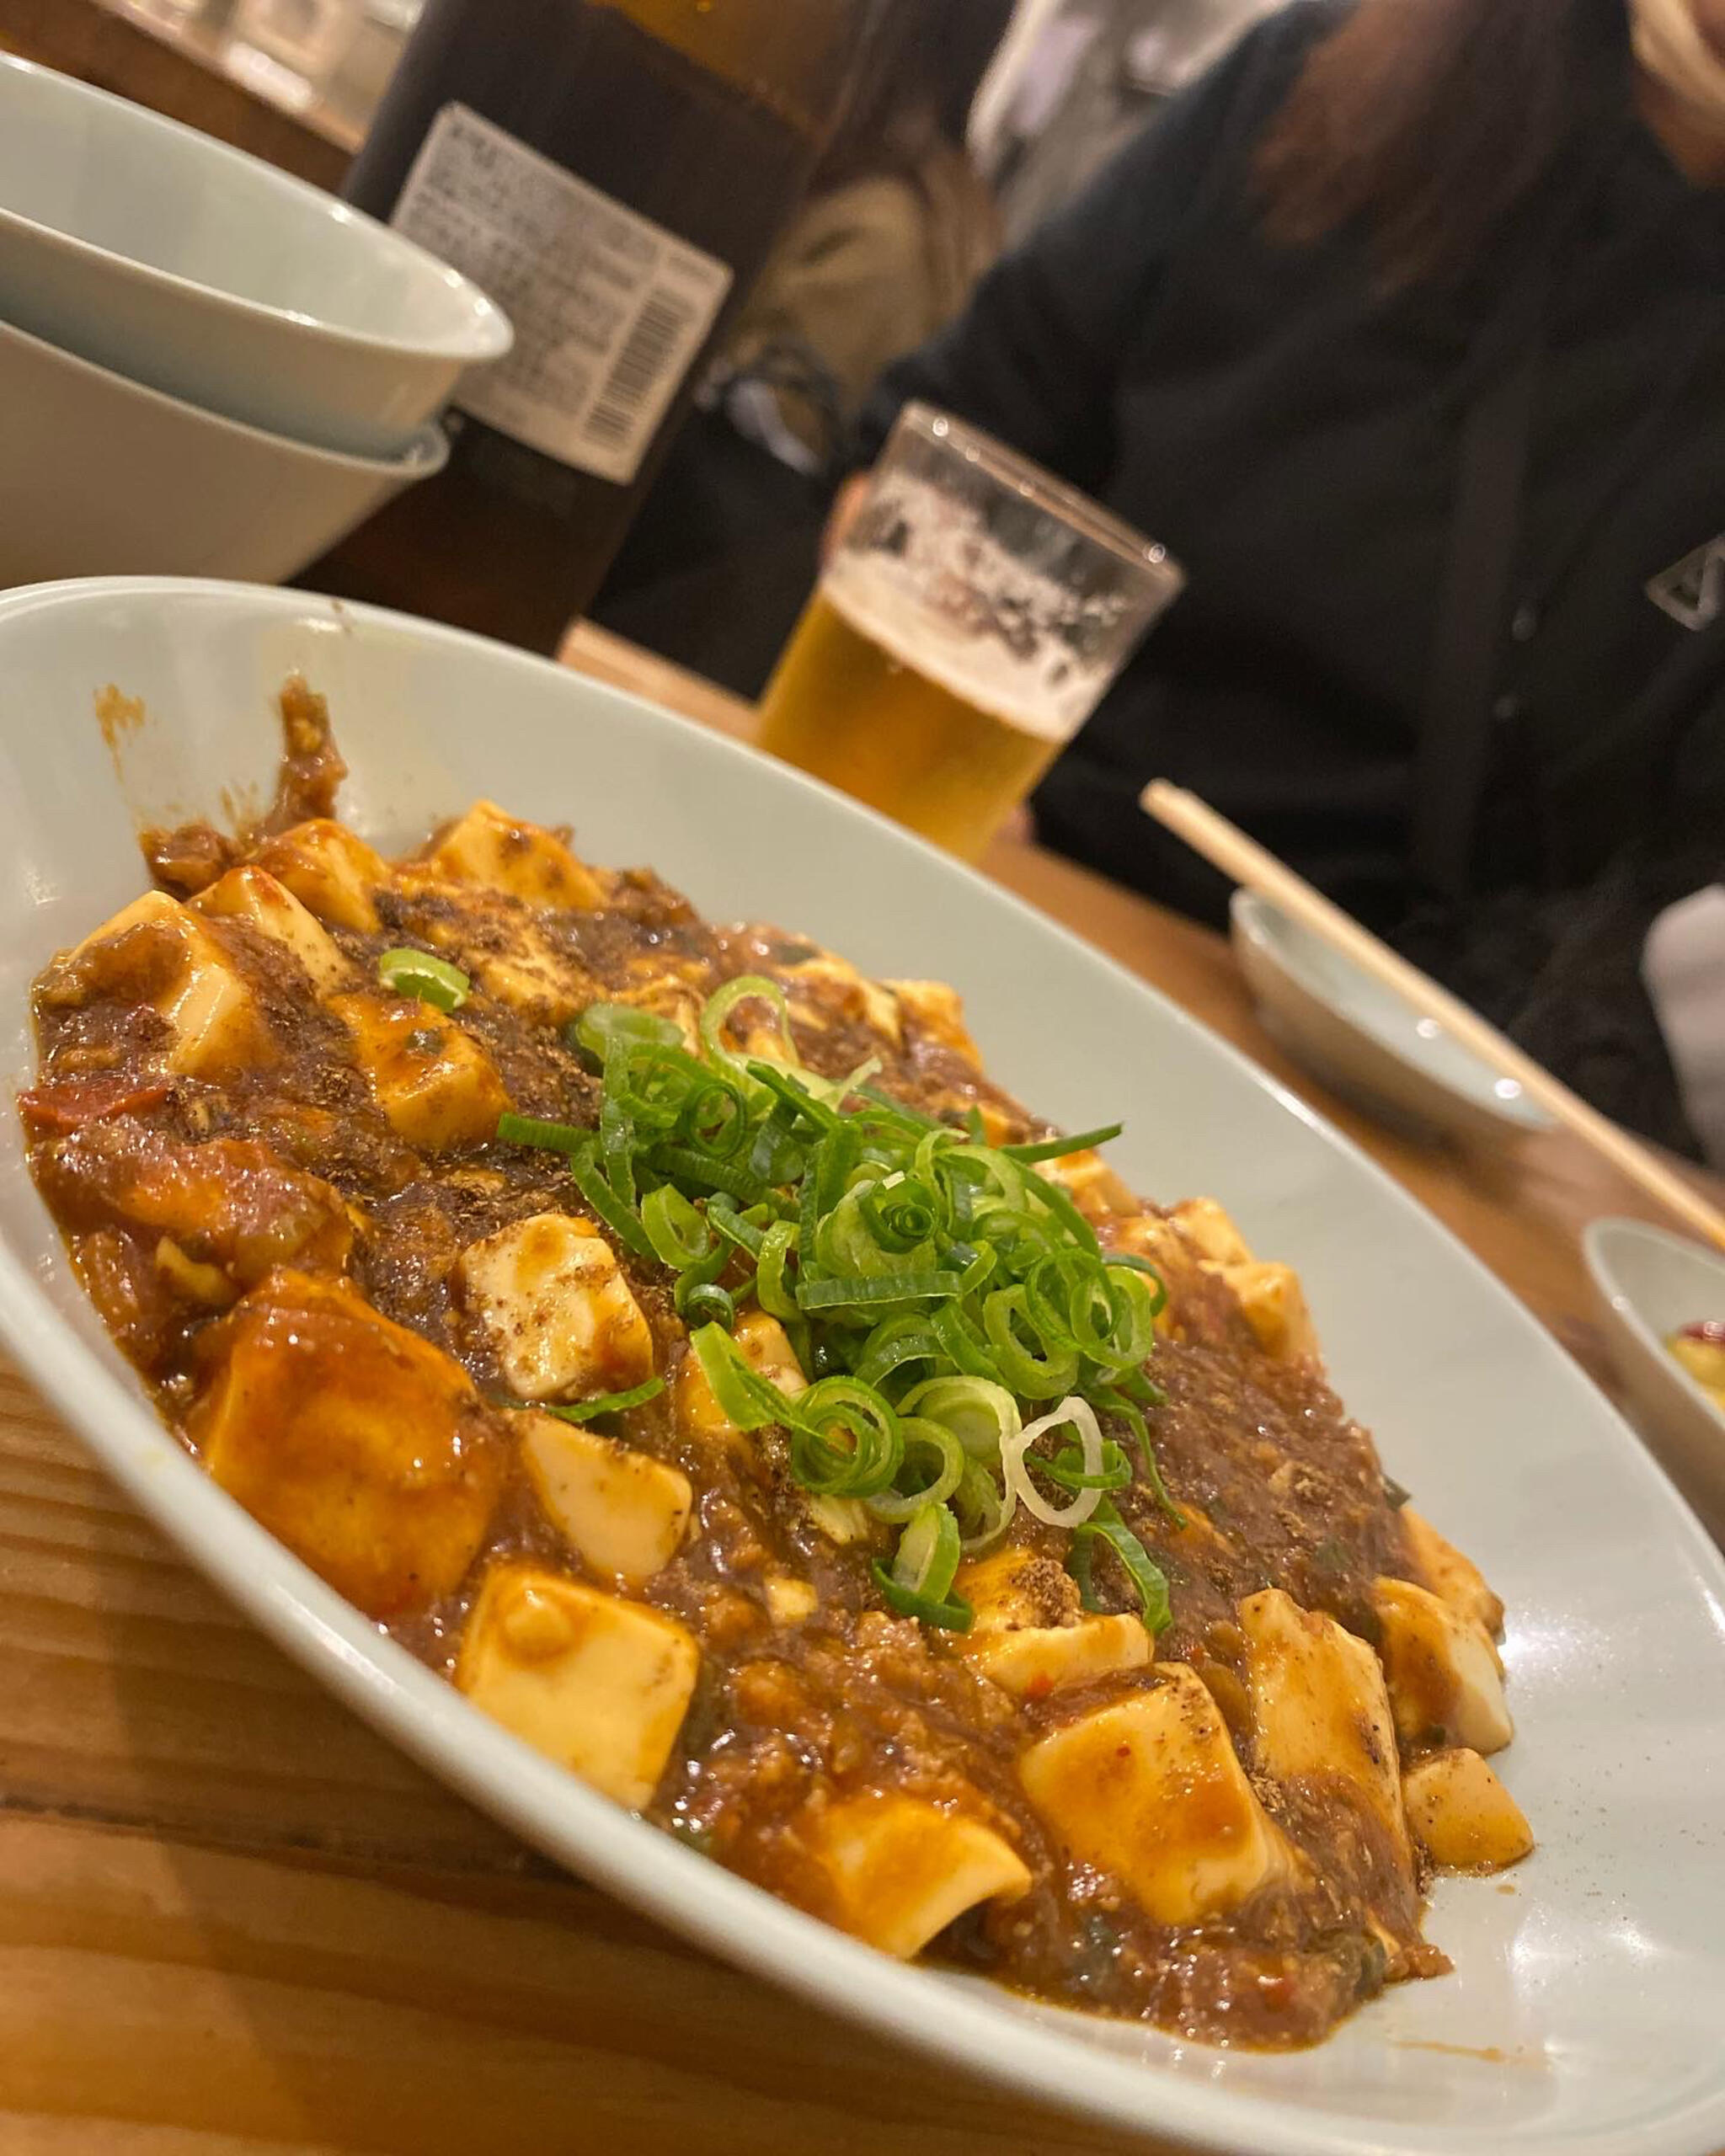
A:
3,625,1712,2153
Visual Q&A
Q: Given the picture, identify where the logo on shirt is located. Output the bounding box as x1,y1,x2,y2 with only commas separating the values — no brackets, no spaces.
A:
1648,536,1725,630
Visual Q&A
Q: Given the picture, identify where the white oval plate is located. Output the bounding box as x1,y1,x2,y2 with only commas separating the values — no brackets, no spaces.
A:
2,579,1723,2156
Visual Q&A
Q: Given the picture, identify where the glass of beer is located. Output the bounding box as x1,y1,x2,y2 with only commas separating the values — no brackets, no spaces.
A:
754,403,1183,859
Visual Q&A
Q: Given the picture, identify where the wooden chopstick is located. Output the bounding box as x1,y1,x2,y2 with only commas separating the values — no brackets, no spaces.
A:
1140,779,1725,1252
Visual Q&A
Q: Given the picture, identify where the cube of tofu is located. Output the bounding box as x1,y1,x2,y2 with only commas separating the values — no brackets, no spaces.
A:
959,1545,1083,1631
1402,1748,1533,1872
1041,1147,1139,1220
971,1613,1152,1700
1019,1667,1295,1925
253,818,387,933
457,1562,697,1809
189,1270,499,1617
194,867,352,993
884,979,980,1064
1400,1508,1505,1641
1106,1213,1192,1336
955,1545,1151,1699
467,934,600,1027
1374,1577,1514,1755
56,891,266,1077
387,896,602,1028
457,1213,654,1402
809,1793,1031,1959
779,951,903,1049
519,1409,691,1583
328,990,510,1152
1215,1260,1318,1364
763,1573,819,1625
1169,1197,1254,1267
419,801,604,910
1240,1588,1409,1862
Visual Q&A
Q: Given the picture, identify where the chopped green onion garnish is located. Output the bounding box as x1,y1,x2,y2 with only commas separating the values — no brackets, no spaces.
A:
690,1321,802,1432
754,1220,799,1320
798,1269,961,1310
1066,1502,1172,1634
702,974,798,1086
1002,1123,1124,1163
534,1378,666,1424
1040,1437,1135,1493
641,1185,712,1271
865,1417,966,1522
496,1110,589,1155
565,1139,657,1262
792,1375,903,1497
680,1279,737,1327
522,978,1178,1635
896,1501,959,1596
572,1001,683,1059
872,1501,971,1629
871,1569,974,1630
378,947,471,1012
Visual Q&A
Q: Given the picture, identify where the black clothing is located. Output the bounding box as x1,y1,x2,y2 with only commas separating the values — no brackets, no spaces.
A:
858,1,1725,1146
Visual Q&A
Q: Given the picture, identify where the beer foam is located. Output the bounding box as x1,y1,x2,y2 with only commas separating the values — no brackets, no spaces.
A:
820,549,1110,746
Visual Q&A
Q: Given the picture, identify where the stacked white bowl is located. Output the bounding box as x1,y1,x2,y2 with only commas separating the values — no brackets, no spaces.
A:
0,53,512,586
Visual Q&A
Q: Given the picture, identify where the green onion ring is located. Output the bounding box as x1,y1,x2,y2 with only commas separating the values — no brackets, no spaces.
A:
899,1373,1021,1462
865,1417,965,1523
641,1185,712,1271
377,947,471,1012
981,1284,1081,1400
572,1001,684,1059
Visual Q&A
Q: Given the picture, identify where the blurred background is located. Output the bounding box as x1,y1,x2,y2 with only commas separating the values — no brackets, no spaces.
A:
0,0,1286,224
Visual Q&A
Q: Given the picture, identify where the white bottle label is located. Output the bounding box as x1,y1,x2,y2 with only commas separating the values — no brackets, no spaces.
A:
391,103,734,485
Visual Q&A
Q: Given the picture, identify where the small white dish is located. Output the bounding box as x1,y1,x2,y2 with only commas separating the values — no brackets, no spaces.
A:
1231,889,1553,1145
0,316,446,587
0,53,510,457
2,579,1724,2156
1583,1218,1725,1543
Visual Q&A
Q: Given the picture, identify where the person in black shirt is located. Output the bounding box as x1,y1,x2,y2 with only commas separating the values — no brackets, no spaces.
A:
853,0,1725,1149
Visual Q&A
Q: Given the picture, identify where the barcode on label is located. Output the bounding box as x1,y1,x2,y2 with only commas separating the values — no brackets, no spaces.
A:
583,288,699,450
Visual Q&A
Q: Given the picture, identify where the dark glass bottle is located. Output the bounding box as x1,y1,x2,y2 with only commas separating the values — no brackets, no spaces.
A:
302,0,873,653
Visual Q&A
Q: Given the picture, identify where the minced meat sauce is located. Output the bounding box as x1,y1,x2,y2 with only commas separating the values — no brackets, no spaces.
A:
19,688,1486,2050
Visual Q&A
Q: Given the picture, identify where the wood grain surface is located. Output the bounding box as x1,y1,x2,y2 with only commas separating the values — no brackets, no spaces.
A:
3,622,1717,2153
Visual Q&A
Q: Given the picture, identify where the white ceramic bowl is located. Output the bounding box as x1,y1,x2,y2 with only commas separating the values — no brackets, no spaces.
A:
0,317,446,586
3,579,1725,2156
1231,889,1552,1146
1583,1218,1725,1544
0,53,510,456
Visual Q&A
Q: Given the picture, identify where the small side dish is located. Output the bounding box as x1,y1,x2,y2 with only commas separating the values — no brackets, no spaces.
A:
19,682,1530,2048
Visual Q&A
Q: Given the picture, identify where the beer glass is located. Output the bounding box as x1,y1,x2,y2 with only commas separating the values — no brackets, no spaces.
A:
755,403,1183,859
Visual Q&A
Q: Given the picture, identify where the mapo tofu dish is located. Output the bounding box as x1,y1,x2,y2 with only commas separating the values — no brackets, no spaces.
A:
21,683,1531,2047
